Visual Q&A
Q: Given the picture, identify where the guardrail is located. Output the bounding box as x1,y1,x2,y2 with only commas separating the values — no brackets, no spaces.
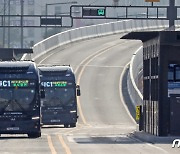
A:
21,19,168,60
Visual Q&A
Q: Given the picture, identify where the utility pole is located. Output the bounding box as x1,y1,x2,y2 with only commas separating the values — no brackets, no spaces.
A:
168,0,176,27
45,4,48,38
8,0,10,47
113,0,119,20
3,0,6,47
20,0,24,48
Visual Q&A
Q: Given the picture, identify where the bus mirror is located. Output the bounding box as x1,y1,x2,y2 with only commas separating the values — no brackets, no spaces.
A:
77,89,81,96
76,85,81,96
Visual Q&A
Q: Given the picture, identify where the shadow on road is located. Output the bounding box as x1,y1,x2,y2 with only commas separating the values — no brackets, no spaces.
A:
73,135,142,144
0,135,28,140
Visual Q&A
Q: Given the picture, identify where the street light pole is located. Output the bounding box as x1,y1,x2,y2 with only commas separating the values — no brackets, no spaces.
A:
45,4,48,38
168,0,176,28
3,0,6,47
20,0,24,48
8,0,10,47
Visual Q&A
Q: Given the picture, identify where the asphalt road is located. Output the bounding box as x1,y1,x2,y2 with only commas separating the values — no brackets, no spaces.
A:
0,34,179,154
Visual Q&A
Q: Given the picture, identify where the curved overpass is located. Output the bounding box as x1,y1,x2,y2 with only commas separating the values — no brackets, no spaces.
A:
34,34,172,154
0,21,178,153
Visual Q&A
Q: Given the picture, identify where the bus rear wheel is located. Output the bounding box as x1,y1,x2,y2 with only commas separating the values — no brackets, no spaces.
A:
70,123,76,127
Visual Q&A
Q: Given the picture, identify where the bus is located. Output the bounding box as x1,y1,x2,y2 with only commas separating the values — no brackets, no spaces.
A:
39,65,80,128
0,61,43,138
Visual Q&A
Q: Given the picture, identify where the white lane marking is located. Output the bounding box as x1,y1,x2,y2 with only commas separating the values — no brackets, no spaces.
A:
39,52,57,64
76,65,125,68
74,42,125,74
119,62,137,125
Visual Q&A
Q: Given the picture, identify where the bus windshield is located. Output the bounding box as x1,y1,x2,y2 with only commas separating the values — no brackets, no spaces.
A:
41,87,75,109
0,88,36,113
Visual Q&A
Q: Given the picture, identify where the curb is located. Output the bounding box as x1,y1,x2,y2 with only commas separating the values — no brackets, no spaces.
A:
131,131,180,144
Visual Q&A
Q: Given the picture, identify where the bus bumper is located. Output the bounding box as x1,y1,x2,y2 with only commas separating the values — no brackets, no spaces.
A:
0,120,41,135
42,112,77,125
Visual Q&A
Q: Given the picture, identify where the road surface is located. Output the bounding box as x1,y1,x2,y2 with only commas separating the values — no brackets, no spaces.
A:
0,34,178,154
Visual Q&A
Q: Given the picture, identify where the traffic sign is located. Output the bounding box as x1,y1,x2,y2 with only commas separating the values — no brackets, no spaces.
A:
70,5,169,20
82,8,105,17
98,9,105,16
136,106,141,121
0,15,73,28
70,3,178,28
40,18,62,25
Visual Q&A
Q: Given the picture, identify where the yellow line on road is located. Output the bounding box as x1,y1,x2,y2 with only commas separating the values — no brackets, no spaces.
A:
47,135,57,154
76,94,87,125
75,43,122,125
58,135,72,154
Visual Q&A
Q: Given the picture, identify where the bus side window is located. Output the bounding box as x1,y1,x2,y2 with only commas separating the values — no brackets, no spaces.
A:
76,85,81,96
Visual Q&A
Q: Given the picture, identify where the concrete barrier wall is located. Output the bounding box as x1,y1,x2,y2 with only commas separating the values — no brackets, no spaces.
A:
22,20,168,61
127,47,143,108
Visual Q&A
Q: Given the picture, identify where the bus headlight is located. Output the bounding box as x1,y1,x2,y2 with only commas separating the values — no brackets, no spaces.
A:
66,74,71,77
70,111,76,113
32,116,40,120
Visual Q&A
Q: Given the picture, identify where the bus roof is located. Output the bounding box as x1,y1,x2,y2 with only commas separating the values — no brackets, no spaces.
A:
38,65,73,73
38,65,75,81
0,61,37,74
0,61,35,68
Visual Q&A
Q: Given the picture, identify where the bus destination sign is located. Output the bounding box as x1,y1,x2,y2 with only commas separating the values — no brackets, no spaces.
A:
0,80,29,87
41,81,67,87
